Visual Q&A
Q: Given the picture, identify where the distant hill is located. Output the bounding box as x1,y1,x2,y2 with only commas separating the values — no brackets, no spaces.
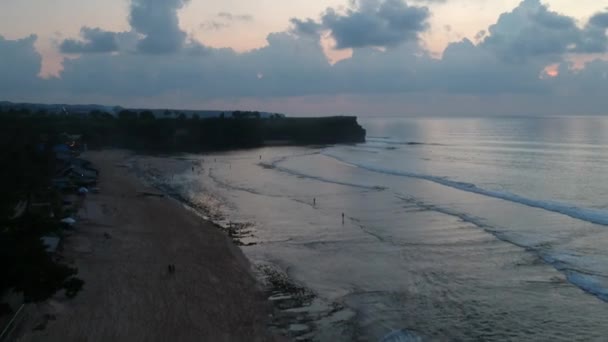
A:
0,101,285,119
0,101,118,115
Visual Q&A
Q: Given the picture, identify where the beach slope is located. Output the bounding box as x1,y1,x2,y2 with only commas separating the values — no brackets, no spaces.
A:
17,150,276,342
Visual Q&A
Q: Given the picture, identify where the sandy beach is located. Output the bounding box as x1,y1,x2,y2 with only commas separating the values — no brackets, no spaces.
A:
15,150,278,342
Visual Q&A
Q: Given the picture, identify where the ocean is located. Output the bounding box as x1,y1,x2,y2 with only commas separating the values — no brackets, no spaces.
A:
136,116,608,341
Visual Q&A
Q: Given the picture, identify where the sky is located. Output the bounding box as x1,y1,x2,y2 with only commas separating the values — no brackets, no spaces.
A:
1,0,608,116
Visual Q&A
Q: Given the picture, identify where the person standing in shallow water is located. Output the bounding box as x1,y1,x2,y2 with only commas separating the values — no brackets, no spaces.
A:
342,213,345,225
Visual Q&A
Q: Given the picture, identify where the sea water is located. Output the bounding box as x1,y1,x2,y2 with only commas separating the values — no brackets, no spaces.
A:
155,116,608,341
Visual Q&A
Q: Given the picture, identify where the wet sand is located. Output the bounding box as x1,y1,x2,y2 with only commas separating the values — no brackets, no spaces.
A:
16,150,278,342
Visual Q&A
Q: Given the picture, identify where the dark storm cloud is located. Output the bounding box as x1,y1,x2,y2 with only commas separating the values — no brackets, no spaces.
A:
60,27,119,54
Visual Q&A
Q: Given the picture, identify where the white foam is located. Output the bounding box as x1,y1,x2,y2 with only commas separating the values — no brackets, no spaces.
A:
346,146,381,154
324,151,608,226
395,196,608,303
268,150,608,303
366,138,441,146
262,158,385,191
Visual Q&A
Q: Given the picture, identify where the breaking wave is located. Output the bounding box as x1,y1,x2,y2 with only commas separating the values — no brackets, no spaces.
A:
323,151,608,226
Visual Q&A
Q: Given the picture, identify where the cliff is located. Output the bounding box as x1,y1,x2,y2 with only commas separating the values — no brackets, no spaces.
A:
262,116,366,144
0,110,366,152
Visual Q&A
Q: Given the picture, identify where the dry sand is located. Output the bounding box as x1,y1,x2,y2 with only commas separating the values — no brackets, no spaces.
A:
15,150,278,342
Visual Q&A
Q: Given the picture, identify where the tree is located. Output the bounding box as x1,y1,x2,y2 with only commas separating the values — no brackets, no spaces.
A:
139,111,155,120
118,110,137,120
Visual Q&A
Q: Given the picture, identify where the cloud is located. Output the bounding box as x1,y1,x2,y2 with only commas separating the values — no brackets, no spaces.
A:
60,27,119,54
481,0,607,62
579,11,608,53
200,21,229,31
589,11,608,28
0,35,44,95
60,0,195,54
53,31,331,99
320,0,431,49
289,0,431,49
289,18,323,37
2,0,608,116
438,38,548,94
409,0,446,3
578,26,608,54
129,0,190,54
201,12,254,31
474,30,487,41
217,12,253,22
481,0,578,61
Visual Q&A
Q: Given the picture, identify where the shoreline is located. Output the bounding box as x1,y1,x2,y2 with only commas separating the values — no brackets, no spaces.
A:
128,150,359,341
15,150,280,342
128,143,608,340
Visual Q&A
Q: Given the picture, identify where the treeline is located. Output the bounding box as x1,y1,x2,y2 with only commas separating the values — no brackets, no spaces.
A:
0,109,366,153
0,114,83,312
